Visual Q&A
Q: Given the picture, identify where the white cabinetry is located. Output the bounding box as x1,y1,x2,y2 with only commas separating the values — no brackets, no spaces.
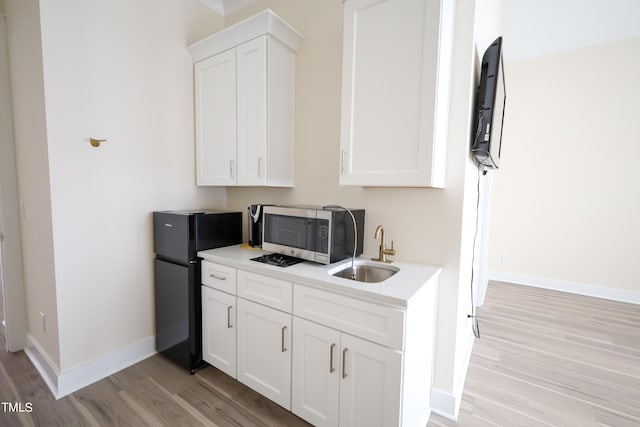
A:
200,256,437,426
291,317,341,426
201,286,237,377
291,317,402,427
193,49,237,186
201,260,293,410
189,10,302,187
237,298,292,409
201,261,237,377
339,0,455,188
339,333,402,427
292,283,435,426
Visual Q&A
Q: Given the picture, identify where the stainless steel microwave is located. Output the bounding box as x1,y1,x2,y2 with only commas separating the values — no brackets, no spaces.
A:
262,205,365,264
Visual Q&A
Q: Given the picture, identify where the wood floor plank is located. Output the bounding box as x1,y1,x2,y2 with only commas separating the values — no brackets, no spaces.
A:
428,281,640,426
10,369,91,426
472,338,640,402
117,377,207,427
487,282,640,321
477,317,640,378
481,299,640,346
176,381,262,427
72,376,154,426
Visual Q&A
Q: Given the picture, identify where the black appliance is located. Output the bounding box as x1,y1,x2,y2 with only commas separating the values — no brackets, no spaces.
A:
472,36,506,170
262,205,365,264
153,210,242,373
247,204,270,248
251,253,306,267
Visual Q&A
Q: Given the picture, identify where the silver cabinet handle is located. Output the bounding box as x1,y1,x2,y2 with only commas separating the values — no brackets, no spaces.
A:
227,306,232,328
281,326,287,352
209,273,226,280
340,150,346,175
342,347,348,379
329,343,336,373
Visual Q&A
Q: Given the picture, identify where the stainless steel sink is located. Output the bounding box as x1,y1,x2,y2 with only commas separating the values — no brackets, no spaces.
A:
331,261,399,283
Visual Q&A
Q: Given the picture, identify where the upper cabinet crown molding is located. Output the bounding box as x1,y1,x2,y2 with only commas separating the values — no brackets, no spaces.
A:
339,0,455,188
188,9,303,63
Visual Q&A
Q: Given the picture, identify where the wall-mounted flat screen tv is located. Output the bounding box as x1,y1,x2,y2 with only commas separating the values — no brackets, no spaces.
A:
472,36,506,170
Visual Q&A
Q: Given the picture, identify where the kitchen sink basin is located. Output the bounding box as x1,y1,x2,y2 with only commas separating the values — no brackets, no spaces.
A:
331,261,399,283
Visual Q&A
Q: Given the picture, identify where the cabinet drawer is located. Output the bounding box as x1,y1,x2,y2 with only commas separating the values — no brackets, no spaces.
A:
202,261,237,295
293,285,405,350
238,270,292,313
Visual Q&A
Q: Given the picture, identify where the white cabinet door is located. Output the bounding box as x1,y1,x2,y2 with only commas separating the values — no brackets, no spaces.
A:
201,287,236,378
339,333,403,427
292,318,341,427
194,49,237,185
237,36,268,186
236,298,292,409
340,0,454,188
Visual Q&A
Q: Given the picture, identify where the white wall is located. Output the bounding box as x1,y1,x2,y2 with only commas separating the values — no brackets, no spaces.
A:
503,0,640,61
470,0,503,307
4,0,61,367
222,0,481,414
489,37,640,300
6,0,226,375
489,2,640,302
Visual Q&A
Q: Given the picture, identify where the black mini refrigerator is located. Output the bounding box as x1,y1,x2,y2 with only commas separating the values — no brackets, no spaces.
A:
153,210,242,373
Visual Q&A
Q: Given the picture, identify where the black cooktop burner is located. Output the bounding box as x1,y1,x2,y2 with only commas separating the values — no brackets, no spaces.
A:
251,253,305,268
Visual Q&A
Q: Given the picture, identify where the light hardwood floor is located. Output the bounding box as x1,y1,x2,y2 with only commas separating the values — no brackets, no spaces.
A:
1,281,639,426
429,282,640,427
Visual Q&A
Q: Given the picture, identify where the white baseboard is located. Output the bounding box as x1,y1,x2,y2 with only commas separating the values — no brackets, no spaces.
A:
25,335,156,399
489,271,640,305
24,335,60,398
430,328,475,420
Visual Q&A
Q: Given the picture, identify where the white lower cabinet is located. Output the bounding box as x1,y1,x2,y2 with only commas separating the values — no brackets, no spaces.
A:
292,317,402,427
292,317,341,426
236,297,292,409
339,333,402,427
201,263,437,426
201,286,236,378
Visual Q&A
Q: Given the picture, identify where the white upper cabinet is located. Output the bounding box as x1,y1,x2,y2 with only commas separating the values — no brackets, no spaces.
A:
194,49,238,186
188,10,302,187
339,0,455,188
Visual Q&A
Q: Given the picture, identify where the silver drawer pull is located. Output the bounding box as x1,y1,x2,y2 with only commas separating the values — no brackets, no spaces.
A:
330,343,336,373
342,348,348,379
210,273,226,280
281,326,287,352
227,306,232,328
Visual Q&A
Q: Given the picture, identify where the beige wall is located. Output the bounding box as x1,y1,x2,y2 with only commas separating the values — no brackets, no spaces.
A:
224,0,481,399
4,0,61,367
6,0,225,372
489,37,640,296
0,14,27,352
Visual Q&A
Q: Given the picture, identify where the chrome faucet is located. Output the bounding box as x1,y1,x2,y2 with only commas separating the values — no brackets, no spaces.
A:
371,225,395,264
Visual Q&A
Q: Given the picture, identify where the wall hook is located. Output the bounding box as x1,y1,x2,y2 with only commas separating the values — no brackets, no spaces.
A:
89,138,107,148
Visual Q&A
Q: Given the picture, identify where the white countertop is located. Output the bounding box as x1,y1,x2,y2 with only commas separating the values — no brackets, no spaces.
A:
198,245,441,307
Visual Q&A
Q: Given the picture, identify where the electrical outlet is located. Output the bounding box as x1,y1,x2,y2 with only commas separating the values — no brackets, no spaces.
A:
40,312,46,333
